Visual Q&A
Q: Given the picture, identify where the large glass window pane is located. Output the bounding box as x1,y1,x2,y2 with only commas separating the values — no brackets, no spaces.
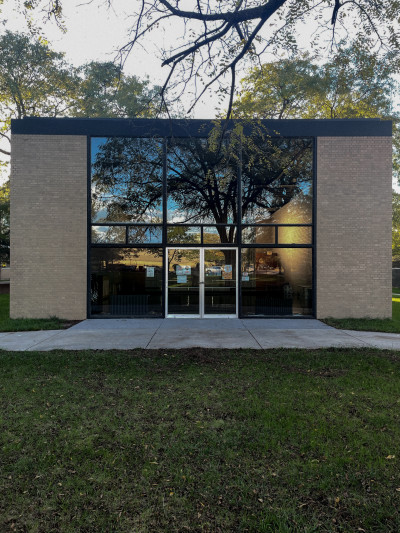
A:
278,226,312,245
91,137,163,223
241,248,312,316
91,248,163,317
128,225,162,244
203,226,237,244
242,137,313,224
168,249,200,315
242,226,275,244
204,249,236,315
167,138,238,225
92,226,126,244
167,226,201,244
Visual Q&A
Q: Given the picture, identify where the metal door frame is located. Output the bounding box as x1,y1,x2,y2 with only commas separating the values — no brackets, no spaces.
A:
166,247,238,318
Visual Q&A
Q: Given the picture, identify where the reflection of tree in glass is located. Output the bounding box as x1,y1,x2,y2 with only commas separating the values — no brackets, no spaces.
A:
168,248,200,268
92,137,163,223
91,128,312,236
128,225,162,244
168,138,238,243
242,135,313,224
92,225,125,244
167,226,201,244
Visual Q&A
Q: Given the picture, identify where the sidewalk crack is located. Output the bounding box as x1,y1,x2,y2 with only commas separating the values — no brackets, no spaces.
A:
241,320,263,349
338,330,376,347
145,321,164,349
26,330,65,351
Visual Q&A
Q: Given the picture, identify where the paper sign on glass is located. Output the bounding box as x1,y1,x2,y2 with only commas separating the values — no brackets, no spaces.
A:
146,267,155,278
177,275,187,284
176,265,191,275
242,272,250,282
222,265,232,280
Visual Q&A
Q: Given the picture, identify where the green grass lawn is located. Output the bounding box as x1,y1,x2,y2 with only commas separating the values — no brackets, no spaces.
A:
0,294,73,332
1,348,399,532
323,291,400,333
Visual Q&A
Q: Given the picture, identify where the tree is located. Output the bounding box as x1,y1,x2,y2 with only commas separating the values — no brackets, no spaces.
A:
233,46,400,182
0,32,163,160
0,30,76,157
233,47,396,120
72,62,162,118
0,31,162,265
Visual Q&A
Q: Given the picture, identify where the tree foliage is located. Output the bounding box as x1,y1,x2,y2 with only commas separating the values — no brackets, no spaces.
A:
233,46,400,183
0,30,162,264
0,30,76,155
72,62,161,119
0,31,162,158
234,46,396,120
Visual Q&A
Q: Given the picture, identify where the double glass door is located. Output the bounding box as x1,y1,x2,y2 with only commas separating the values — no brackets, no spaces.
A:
167,248,237,317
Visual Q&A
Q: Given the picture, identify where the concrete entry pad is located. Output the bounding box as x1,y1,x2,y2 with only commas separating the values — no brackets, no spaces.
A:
241,319,332,330
0,319,399,351
70,318,164,331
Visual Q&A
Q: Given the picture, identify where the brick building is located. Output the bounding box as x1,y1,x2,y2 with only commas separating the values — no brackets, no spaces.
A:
10,118,392,320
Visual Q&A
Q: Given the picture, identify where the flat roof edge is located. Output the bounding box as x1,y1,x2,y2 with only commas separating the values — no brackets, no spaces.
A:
11,117,393,137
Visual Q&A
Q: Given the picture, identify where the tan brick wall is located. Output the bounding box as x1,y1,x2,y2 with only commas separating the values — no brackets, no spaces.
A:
11,135,87,319
316,136,392,318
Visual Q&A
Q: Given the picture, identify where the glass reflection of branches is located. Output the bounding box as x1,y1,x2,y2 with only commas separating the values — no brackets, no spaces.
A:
92,137,163,223
167,137,238,244
242,136,313,224
91,128,313,245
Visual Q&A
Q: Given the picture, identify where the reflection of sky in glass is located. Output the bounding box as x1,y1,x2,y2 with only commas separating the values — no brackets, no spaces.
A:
242,138,313,224
91,137,163,223
167,140,237,224
167,226,201,244
91,225,125,244
91,136,312,227
91,137,107,163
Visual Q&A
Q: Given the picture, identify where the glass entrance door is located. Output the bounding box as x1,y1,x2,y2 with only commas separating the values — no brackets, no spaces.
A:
167,248,237,317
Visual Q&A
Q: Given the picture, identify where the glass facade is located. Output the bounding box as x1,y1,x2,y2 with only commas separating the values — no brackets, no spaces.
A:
91,248,163,316
241,248,312,316
90,132,314,317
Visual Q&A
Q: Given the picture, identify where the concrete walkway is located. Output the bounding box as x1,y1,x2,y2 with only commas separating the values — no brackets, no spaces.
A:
1,319,400,351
